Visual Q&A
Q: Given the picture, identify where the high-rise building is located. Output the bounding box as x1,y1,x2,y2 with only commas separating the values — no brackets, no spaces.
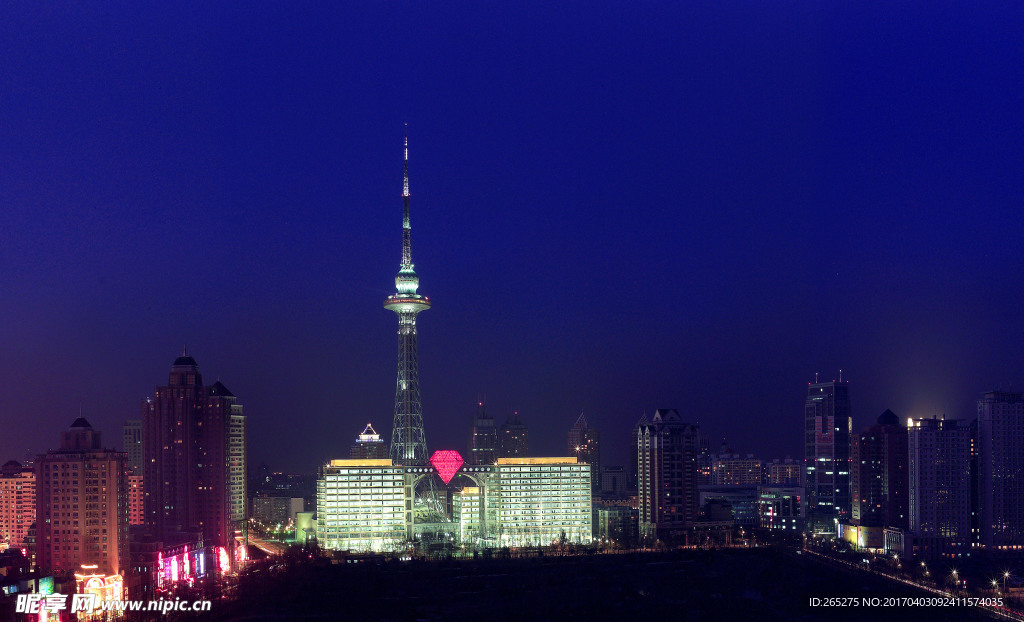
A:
122,419,143,475
851,409,908,530
493,457,591,546
142,353,247,557
350,423,387,460
499,411,529,458
908,417,970,551
600,466,626,495
385,132,431,466
0,460,35,550
758,486,805,532
713,455,762,486
696,435,713,486
127,474,144,526
977,391,1024,550
453,486,483,543
467,402,498,465
567,411,601,493
803,379,852,535
35,418,129,576
636,409,700,541
766,459,802,486
316,459,406,552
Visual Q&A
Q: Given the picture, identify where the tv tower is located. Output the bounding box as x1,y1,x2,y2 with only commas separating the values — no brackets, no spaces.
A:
385,129,431,465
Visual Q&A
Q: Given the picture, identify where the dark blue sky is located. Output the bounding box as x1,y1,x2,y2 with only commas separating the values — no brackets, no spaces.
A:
2,2,1022,472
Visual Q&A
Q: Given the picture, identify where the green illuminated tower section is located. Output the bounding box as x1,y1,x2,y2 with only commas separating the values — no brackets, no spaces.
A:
385,131,431,465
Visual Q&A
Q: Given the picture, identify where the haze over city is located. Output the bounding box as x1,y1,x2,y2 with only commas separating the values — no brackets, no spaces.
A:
2,2,1022,473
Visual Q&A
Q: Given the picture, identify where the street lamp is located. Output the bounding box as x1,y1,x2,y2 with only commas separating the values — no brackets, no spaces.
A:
1004,571,1011,594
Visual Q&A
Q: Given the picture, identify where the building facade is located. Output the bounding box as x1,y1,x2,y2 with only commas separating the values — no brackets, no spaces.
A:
637,409,700,541
122,419,143,475
453,486,483,543
713,455,762,486
467,403,498,465
350,423,387,460
35,419,129,576
804,380,852,535
316,459,406,552
567,411,600,494
851,409,908,530
493,457,591,546
142,353,247,556
758,486,805,532
127,474,144,526
977,391,1024,550
499,411,529,458
600,466,626,495
316,455,591,552
0,461,35,551
908,417,970,553
766,459,802,486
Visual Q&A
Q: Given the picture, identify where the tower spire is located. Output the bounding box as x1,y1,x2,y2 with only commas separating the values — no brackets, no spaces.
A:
385,127,431,466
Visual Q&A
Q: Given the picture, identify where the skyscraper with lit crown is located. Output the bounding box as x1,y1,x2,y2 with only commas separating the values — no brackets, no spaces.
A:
385,130,431,466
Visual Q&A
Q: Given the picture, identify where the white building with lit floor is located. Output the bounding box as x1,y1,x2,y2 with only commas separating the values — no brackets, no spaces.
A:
316,453,592,552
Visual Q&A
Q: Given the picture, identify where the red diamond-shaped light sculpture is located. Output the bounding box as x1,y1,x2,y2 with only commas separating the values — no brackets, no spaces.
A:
429,450,464,485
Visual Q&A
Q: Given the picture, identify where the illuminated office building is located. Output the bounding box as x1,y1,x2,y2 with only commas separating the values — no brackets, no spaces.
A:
316,454,591,551
493,457,591,547
316,459,406,552
453,486,483,543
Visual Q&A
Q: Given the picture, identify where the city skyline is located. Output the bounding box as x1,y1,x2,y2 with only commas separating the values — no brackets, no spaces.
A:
3,3,1023,473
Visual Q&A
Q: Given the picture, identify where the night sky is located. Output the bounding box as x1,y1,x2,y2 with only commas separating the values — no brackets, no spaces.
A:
2,2,1022,473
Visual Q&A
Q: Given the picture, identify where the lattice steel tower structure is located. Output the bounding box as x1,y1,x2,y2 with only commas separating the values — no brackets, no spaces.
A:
385,131,431,465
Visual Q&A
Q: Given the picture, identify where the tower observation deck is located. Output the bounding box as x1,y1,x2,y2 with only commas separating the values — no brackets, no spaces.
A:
385,130,431,465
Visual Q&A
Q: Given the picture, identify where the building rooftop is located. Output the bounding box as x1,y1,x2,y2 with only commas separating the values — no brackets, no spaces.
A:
327,459,394,467
877,409,899,426
496,457,578,465
209,380,234,397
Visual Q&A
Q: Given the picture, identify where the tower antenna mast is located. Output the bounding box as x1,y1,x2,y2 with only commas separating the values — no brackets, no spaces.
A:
385,126,431,465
